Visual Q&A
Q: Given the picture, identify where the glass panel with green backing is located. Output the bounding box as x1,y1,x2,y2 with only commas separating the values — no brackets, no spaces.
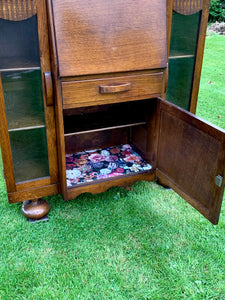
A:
2,70,46,130
166,56,195,110
9,128,49,183
0,16,50,183
166,11,201,110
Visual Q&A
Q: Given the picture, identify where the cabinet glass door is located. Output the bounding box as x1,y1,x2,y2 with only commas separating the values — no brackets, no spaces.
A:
166,11,201,110
0,15,50,183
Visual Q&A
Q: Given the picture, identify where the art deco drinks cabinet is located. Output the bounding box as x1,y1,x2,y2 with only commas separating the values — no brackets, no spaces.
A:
0,0,224,224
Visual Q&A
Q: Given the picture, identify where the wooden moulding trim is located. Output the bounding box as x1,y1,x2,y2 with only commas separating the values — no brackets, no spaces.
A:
173,0,202,15
16,177,52,192
60,69,167,83
46,1,66,196
161,65,168,98
46,0,60,80
167,0,173,59
66,172,155,201
0,74,16,192
0,0,37,21
64,122,147,137
8,183,59,203
54,80,68,199
189,0,210,113
63,94,162,110
37,0,59,185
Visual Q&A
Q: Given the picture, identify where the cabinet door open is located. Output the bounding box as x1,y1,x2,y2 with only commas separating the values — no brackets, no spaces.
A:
156,98,225,224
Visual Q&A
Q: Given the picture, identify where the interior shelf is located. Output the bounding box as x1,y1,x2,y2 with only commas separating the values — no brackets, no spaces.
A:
169,53,195,59
63,101,150,136
6,111,46,131
66,144,152,188
0,57,40,72
64,122,146,136
8,124,46,132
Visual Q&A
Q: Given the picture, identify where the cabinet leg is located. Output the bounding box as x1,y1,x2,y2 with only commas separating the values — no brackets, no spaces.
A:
21,198,50,221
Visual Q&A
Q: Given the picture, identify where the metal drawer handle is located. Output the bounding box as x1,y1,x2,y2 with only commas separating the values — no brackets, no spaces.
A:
99,82,131,94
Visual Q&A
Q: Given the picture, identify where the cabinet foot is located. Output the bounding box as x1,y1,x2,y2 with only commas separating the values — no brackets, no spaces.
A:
21,198,50,221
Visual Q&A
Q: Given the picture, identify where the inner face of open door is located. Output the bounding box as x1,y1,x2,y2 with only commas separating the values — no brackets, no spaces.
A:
156,98,225,224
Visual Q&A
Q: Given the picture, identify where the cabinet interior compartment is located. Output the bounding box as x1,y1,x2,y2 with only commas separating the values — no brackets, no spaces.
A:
166,56,195,110
64,99,157,187
169,11,200,57
9,128,50,183
1,70,46,130
0,15,40,70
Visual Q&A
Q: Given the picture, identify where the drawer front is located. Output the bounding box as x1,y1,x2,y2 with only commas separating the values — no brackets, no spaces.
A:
62,73,163,109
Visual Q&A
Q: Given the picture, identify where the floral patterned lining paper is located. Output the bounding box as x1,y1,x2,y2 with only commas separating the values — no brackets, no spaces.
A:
66,144,152,187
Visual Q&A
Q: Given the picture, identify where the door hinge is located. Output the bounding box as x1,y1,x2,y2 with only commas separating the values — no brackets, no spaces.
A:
216,175,223,187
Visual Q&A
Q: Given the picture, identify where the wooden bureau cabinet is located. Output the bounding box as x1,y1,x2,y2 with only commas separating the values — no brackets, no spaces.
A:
0,0,224,224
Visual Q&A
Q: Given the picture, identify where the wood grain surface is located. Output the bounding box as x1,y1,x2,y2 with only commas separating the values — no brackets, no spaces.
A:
173,0,202,15
157,98,225,224
62,73,163,109
0,0,36,21
51,0,167,77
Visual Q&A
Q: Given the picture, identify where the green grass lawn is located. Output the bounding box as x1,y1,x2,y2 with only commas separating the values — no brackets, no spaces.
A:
0,34,225,300
197,34,225,127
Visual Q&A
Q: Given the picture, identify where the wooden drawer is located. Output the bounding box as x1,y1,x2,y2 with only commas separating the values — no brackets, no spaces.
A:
61,72,163,109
